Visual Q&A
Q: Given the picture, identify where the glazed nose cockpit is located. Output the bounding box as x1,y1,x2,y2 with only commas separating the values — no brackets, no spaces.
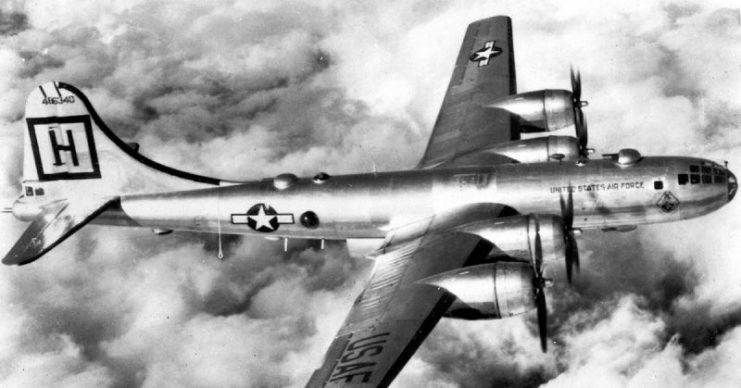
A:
729,170,737,201
675,161,735,203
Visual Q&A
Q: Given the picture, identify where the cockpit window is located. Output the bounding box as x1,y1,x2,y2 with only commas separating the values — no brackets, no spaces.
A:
685,165,727,185
25,186,33,196
35,187,44,196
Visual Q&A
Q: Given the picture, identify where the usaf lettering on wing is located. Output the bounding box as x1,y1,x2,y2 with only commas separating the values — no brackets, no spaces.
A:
329,332,390,383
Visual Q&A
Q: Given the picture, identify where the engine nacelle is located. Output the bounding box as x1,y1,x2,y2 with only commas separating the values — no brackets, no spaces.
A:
460,214,565,264
488,89,575,133
482,135,579,163
420,262,535,319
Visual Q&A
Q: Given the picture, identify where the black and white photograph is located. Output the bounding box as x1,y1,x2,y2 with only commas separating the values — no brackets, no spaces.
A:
0,1,739,387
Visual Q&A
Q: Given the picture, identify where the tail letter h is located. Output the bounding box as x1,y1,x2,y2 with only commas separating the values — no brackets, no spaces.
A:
49,129,79,166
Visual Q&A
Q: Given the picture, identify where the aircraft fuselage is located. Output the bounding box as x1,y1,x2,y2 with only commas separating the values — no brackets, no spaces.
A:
106,156,734,241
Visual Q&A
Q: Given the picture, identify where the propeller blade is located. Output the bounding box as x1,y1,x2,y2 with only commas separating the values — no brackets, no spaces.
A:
564,231,580,284
565,236,574,284
560,188,579,284
570,231,580,275
577,111,588,157
529,216,548,352
570,67,581,103
536,286,548,352
559,188,574,228
535,227,543,269
570,68,588,158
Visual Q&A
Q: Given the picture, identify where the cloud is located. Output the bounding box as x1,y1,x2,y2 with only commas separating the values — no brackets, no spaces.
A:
0,1,740,387
2,333,115,388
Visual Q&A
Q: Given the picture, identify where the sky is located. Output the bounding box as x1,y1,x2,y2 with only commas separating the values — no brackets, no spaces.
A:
0,0,740,387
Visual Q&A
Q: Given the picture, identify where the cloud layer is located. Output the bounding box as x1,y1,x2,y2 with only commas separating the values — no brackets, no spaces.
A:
1,1,740,387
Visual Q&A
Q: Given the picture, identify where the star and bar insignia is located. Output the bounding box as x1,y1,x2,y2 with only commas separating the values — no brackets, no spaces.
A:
469,40,502,67
231,203,294,232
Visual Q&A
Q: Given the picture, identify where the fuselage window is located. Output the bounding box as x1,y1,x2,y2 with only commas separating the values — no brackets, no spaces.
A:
35,187,45,196
678,174,688,185
690,165,700,173
690,174,700,184
702,175,713,184
25,186,33,196
654,181,663,190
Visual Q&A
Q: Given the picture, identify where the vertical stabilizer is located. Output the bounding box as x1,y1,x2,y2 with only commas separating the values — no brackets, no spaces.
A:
22,82,222,201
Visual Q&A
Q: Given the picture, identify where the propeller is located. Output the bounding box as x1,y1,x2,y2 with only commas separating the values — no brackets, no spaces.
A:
570,68,589,159
531,219,549,352
535,276,548,352
559,187,580,284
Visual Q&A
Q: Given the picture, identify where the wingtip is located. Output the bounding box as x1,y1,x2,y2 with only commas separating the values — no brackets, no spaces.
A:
468,15,512,27
2,247,43,266
3,255,31,266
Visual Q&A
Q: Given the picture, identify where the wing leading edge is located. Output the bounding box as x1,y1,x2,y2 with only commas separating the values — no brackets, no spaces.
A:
306,204,517,387
307,233,492,387
418,16,518,169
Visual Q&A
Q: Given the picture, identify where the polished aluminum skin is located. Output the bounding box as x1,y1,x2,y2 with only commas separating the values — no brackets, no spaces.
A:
112,155,735,241
488,89,576,132
421,262,536,319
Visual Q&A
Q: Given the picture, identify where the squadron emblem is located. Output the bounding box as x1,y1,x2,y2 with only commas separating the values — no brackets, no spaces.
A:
231,203,294,232
656,191,680,213
469,40,502,67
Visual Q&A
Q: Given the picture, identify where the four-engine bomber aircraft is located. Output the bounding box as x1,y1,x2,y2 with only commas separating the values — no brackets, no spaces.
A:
3,16,737,387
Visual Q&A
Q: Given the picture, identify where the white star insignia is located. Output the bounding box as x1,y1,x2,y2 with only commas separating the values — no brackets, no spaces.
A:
231,204,295,232
249,205,276,230
469,41,502,67
472,47,494,61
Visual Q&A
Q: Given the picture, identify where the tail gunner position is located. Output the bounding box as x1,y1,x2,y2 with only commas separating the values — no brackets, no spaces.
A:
4,16,736,388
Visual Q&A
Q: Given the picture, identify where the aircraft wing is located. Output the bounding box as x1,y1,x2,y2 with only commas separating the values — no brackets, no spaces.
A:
418,16,518,169
306,204,515,387
3,197,118,265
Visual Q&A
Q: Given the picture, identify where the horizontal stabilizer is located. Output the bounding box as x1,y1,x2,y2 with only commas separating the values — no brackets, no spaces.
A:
3,197,117,265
